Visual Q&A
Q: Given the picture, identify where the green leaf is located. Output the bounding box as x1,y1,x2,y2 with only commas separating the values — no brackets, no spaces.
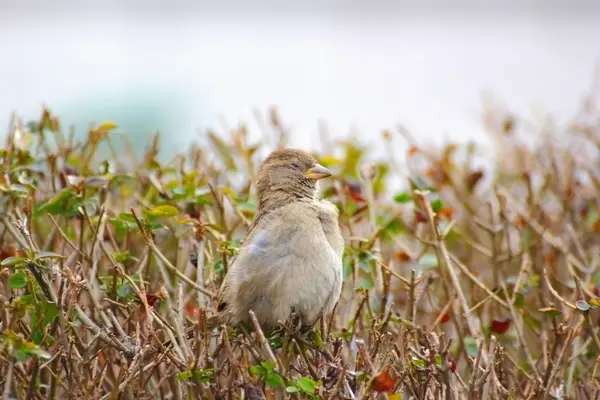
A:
194,369,214,383
193,191,213,206
419,253,438,270
378,217,404,241
266,373,285,388
521,229,533,250
116,284,133,299
32,329,44,346
9,271,28,289
308,330,323,349
236,198,256,214
513,293,525,309
40,302,58,327
9,184,30,195
1,256,26,266
176,371,192,381
319,155,342,167
146,205,179,217
464,337,479,357
34,251,65,261
34,189,83,218
523,313,542,332
13,349,30,362
260,361,277,372
170,186,188,198
411,358,426,368
84,177,109,188
296,377,318,394
538,307,562,318
576,300,591,312
269,335,284,350
393,192,412,203
589,298,600,309
431,198,444,213
109,174,138,190
28,347,51,359
528,274,540,289
112,251,138,264
286,386,300,393
249,364,266,378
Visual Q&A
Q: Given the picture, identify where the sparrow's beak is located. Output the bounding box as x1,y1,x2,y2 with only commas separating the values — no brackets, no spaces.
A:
305,164,332,180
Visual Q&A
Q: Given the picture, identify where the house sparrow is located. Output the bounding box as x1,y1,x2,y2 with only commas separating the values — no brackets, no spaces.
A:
212,148,344,332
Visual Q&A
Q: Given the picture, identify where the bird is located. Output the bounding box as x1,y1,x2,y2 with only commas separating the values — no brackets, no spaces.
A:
208,148,345,333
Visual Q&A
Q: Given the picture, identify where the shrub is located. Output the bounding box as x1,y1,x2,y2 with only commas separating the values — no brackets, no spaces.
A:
0,102,599,399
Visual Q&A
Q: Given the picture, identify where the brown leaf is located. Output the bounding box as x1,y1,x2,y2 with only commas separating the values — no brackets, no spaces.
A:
466,170,484,192
502,116,515,135
513,216,527,230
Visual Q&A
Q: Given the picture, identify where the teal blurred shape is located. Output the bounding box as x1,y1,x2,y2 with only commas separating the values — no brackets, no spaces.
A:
55,85,191,162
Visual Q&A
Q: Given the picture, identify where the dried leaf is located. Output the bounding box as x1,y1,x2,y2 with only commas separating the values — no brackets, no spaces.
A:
208,131,237,170
96,121,119,131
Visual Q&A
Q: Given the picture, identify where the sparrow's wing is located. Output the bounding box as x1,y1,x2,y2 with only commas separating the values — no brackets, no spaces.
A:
315,200,344,257
214,208,273,312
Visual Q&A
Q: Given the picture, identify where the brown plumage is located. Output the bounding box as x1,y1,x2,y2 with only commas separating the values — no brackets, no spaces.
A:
209,148,344,332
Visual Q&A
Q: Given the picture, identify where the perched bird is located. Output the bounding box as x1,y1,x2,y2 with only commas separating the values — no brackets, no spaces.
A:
211,148,344,332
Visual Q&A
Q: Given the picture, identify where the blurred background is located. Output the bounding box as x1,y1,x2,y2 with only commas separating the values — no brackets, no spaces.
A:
1,0,599,158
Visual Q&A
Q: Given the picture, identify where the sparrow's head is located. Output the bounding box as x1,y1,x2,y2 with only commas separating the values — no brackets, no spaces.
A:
256,148,332,210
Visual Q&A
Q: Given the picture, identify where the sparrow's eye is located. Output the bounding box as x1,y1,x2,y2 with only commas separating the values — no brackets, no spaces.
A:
290,162,300,170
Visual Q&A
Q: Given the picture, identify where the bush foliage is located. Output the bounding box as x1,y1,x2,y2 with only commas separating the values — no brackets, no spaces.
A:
1,102,600,399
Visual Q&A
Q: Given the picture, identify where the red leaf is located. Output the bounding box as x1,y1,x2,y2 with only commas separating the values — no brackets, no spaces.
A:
0,246,25,261
371,370,395,392
414,211,427,224
407,146,419,158
145,287,167,308
344,181,366,203
446,355,457,373
438,207,455,220
490,318,512,334
394,250,412,262
440,312,450,324
184,302,201,320
146,295,160,308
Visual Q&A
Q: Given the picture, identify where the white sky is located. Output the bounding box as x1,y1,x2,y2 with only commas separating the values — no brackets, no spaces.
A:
1,0,599,157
